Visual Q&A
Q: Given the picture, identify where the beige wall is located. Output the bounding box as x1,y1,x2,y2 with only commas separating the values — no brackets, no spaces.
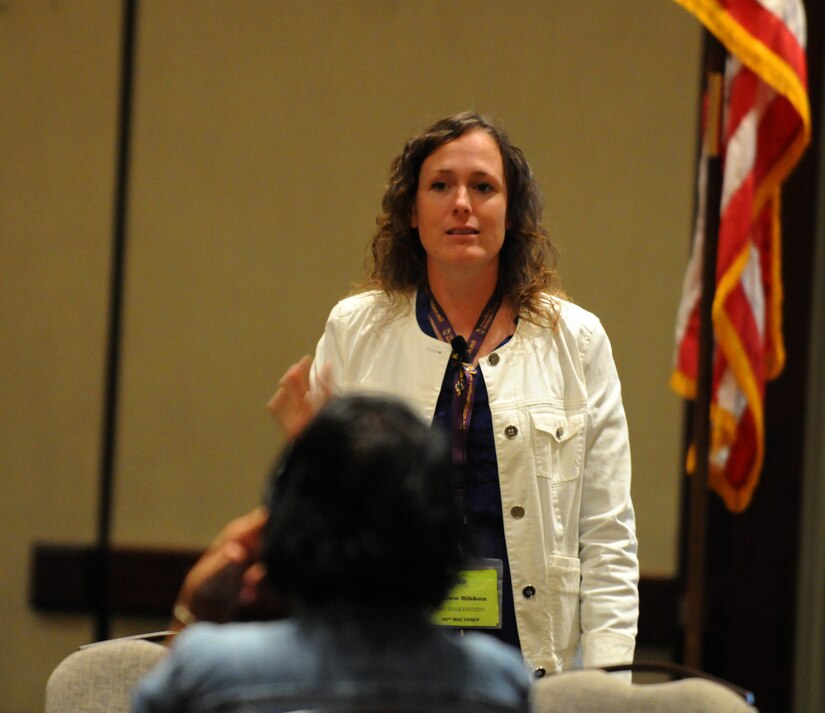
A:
1,1,122,709
1,1,700,710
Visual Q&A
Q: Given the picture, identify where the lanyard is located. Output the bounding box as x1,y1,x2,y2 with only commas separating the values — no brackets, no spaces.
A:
425,286,501,465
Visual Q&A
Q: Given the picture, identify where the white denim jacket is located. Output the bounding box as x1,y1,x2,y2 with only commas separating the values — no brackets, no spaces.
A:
310,291,638,677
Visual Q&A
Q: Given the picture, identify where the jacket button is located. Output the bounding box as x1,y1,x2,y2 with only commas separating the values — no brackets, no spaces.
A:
510,505,525,519
504,425,518,439
534,667,546,679
556,426,564,439
522,585,536,599
488,352,500,366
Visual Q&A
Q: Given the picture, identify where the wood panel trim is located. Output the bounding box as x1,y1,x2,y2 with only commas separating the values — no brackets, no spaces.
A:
30,543,198,616
30,543,680,649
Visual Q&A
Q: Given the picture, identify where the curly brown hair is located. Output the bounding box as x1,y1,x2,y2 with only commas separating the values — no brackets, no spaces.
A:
364,111,563,323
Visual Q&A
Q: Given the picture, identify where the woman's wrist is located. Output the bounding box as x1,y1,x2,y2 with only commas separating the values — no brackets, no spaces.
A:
172,601,198,628
164,600,197,645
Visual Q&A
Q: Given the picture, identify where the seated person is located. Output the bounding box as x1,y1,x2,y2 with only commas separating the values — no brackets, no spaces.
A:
132,394,531,713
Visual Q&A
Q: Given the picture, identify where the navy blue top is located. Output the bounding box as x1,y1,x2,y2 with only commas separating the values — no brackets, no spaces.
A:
415,289,520,650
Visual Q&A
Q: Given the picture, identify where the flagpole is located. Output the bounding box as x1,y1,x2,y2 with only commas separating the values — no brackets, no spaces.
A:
683,30,727,669
94,0,139,642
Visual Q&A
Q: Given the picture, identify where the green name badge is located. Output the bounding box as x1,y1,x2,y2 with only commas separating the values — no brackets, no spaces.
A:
433,559,502,629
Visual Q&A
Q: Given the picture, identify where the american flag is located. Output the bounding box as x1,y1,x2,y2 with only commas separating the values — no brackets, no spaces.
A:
671,0,811,511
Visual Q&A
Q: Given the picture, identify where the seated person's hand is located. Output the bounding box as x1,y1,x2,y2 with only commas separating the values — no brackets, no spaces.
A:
170,507,286,636
267,356,334,439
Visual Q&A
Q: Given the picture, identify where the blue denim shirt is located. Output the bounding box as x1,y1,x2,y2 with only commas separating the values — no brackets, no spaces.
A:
132,614,531,713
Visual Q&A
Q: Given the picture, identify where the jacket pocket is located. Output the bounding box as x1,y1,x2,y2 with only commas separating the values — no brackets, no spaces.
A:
531,411,586,483
547,554,582,662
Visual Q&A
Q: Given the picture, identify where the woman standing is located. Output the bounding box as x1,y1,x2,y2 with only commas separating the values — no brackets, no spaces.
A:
271,112,638,679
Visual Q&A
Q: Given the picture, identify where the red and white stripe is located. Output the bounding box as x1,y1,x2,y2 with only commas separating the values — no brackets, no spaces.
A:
671,0,810,511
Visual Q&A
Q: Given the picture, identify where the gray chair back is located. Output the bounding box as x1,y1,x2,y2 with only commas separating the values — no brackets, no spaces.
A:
531,669,757,713
45,639,167,713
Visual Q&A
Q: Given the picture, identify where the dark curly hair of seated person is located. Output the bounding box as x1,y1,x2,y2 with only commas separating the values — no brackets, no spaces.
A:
262,394,463,616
